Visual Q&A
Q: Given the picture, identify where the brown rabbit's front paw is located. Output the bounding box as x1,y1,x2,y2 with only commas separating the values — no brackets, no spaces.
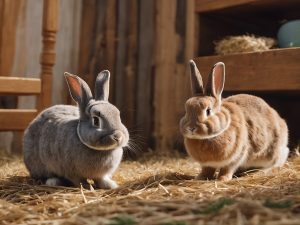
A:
218,175,233,181
218,168,234,181
197,167,216,180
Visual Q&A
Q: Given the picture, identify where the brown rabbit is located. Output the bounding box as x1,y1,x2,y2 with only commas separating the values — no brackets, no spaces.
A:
180,60,289,181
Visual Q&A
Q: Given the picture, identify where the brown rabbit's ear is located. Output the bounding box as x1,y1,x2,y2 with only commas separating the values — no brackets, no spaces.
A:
64,72,93,109
189,60,204,96
95,70,110,101
205,62,225,100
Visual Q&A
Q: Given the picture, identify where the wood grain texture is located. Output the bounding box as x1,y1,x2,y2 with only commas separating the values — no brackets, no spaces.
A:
195,0,300,13
124,0,138,129
195,0,261,13
103,0,117,103
52,0,81,105
114,0,138,129
136,0,155,145
115,0,127,110
0,0,22,76
0,109,37,131
194,48,300,91
0,77,41,95
154,0,177,151
77,0,97,89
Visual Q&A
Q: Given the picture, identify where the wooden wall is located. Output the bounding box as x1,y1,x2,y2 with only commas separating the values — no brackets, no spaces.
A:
0,0,195,154
0,0,298,154
76,0,195,153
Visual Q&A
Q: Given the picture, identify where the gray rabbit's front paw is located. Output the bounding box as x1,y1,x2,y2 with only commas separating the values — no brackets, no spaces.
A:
95,176,118,189
45,177,65,186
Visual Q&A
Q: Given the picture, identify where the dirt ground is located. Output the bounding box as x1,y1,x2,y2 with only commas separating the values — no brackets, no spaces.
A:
1,150,300,225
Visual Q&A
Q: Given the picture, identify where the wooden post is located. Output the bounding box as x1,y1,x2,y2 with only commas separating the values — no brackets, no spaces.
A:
37,0,59,111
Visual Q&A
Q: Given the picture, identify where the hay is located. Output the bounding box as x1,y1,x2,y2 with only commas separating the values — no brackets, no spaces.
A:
1,151,300,225
214,35,276,55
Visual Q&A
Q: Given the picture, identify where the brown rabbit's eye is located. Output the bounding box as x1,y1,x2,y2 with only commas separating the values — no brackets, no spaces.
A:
92,116,102,128
206,108,212,116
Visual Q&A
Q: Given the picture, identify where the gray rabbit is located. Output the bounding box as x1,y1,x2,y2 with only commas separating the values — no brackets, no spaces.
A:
23,70,129,189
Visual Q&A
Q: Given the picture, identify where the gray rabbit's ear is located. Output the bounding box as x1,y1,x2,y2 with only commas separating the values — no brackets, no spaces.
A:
205,62,225,100
189,60,204,96
95,70,110,101
64,72,93,107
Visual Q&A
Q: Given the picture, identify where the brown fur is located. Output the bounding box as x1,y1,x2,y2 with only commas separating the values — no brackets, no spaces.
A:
180,61,289,181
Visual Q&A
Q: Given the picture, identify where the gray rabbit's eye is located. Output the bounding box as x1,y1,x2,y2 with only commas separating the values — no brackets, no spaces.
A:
92,116,102,128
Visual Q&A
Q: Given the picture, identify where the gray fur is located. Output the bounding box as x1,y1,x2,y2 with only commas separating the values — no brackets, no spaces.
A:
23,71,129,189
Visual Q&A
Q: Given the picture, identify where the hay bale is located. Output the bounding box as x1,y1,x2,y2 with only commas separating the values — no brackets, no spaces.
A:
214,35,276,55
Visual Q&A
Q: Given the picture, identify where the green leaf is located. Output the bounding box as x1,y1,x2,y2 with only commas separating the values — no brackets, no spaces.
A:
108,215,137,225
263,199,293,209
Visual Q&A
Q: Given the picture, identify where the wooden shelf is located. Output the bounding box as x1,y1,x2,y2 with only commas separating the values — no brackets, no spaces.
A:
195,0,300,13
194,48,300,91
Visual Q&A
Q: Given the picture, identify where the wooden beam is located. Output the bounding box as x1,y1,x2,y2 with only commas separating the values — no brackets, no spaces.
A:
0,109,38,131
194,48,300,91
195,0,300,13
0,77,41,95
195,0,260,13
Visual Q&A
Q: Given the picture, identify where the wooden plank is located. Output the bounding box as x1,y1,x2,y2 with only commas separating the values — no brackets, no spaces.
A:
195,0,260,13
103,0,117,103
52,0,82,105
194,48,300,91
185,0,196,60
77,0,97,90
154,0,177,151
195,0,300,13
195,0,259,12
78,0,108,91
0,0,22,106
115,0,127,110
0,0,22,76
136,0,155,145
124,0,138,129
0,77,41,95
0,109,37,131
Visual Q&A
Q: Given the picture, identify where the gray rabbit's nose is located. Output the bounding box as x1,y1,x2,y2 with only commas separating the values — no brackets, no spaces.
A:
112,131,123,143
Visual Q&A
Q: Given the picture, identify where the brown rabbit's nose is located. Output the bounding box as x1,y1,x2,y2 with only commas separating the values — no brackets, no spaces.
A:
188,127,197,133
112,131,123,143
